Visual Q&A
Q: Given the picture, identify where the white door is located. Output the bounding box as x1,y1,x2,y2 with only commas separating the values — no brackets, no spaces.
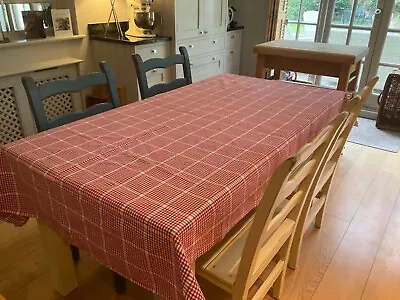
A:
202,0,227,36
176,0,203,40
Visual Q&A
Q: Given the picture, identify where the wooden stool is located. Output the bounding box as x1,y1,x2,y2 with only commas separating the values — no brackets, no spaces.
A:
254,40,369,92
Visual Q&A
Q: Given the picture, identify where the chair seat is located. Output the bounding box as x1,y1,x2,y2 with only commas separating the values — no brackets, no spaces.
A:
197,218,295,293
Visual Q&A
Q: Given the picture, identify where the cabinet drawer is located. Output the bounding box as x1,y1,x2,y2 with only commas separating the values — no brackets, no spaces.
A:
178,35,226,57
225,30,243,49
191,52,224,82
224,48,241,72
147,69,167,87
135,43,168,62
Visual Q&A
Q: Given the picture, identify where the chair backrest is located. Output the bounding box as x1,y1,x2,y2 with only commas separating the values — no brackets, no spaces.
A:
132,46,192,100
313,77,379,175
22,62,120,132
232,112,349,299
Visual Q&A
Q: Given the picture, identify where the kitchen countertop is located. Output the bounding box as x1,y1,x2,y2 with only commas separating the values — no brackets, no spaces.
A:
90,34,171,46
227,25,244,32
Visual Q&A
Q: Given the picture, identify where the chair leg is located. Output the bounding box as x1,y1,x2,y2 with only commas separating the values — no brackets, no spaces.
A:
70,245,80,262
315,203,326,228
113,272,127,295
287,228,303,270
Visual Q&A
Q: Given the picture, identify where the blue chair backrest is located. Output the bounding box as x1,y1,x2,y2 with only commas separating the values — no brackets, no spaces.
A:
132,46,193,100
22,62,121,132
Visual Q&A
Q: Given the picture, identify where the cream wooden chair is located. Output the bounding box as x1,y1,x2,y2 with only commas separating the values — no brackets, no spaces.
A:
288,77,379,270
196,112,348,300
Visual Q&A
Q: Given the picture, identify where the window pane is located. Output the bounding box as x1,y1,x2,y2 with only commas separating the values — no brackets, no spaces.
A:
284,23,298,40
375,66,399,92
298,24,316,41
0,6,8,31
349,29,371,48
328,27,348,44
353,0,377,27
300,1,321,23
288,0,301,22
332,0,354,25
389,3,400,30
381,31,400,65
320,76,339,89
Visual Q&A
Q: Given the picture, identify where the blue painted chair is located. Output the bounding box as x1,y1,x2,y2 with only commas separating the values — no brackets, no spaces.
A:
22,62,125,293
21,62,121,133
132,46,192,100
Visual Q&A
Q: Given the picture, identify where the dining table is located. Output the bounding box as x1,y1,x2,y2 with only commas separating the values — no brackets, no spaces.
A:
0,74,346,300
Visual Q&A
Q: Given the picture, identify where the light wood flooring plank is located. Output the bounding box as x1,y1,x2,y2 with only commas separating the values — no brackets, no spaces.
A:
312,149,400,300
361,187,400,300
325,145,388,222
281,214,349,300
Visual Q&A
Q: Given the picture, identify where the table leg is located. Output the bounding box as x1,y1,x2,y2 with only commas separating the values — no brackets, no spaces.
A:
337,64,351,92
347,61,361,93
37,220,78,296
273,68,282,80
255,55,266,79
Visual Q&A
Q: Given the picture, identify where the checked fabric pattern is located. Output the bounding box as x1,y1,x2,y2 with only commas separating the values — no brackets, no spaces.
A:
0,74,346,300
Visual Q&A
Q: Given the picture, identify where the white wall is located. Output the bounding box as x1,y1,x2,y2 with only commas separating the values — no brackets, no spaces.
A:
73,0,129,75
229,0,269,77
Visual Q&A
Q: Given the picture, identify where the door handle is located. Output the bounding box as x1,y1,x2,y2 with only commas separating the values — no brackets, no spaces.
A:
375,8,382,15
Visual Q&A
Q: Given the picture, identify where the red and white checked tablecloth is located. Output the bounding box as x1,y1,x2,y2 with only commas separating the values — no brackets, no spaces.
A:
0,74,346,299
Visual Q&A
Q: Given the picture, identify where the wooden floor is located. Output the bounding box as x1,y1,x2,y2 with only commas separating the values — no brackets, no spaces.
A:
1,142,400,300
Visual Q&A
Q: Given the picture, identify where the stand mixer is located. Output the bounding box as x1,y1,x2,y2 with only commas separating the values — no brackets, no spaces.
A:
126,0,161,38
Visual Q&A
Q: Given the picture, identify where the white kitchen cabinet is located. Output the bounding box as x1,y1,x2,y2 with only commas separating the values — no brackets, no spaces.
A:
203,0,227,36
176,0,203,40
224,29,243,75
191,52,224,82
175,0,227,41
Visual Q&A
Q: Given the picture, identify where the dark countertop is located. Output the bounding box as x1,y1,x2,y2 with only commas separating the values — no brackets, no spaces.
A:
228,25,244,32
88,22,171,46
90,34,171,46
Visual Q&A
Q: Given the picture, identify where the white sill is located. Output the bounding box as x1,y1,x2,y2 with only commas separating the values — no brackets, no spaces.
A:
0,35,85,50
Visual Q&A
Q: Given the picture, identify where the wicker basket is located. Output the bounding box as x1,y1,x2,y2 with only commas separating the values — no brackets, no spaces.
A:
376,70,400,131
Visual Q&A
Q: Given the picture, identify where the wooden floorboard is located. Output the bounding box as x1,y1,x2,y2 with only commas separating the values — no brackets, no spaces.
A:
1,143,400,300
312,146,400,300
361,186,400,300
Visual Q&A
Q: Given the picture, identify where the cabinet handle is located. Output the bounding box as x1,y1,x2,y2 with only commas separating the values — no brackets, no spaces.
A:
189,44,194,48
231,35,235,39
212,57,217,61
152,69,158,73
204,30,209,34
212,40,217,44
200,31,204,35
151,49,157,54
230,50,234,54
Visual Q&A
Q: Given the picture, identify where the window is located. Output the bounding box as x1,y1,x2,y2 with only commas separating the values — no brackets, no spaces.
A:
0,1,51,35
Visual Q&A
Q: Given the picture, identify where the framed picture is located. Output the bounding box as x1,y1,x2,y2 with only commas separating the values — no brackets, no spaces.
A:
22,11,46,40
51,9,73,37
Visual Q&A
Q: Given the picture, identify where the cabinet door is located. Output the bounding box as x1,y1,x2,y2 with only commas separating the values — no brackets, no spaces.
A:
202,0,227,36
176,0,203,40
